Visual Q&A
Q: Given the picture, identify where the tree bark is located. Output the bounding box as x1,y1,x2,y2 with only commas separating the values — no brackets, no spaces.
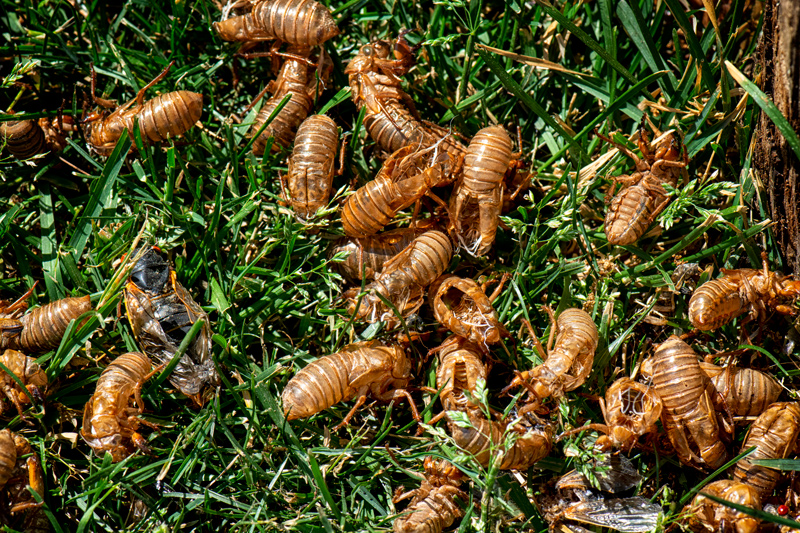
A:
756,0,800,275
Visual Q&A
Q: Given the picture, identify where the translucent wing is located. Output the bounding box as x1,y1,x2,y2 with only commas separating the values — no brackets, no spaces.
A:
563,497,661,533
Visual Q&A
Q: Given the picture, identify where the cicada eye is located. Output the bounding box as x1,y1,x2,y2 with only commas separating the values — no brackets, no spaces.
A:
360,45,373,56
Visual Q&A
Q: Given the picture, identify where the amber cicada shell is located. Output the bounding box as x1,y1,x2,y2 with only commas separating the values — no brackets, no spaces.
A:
123,247,218,400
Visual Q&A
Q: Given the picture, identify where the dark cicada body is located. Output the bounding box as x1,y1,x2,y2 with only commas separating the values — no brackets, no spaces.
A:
124,248,218,401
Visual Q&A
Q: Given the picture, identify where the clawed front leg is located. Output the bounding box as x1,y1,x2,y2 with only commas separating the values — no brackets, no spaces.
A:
650,159,686,177
595,130,647,172
376,388,422,435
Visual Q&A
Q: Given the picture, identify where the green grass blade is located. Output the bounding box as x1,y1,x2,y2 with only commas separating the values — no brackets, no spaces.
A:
698,491,800,529
616,0,677,94
148,318,206,391
477,47,587,163
38,181,63,300
725,60,800,163
67,130,130,263
662,0,716,93
307,452,344,522
678,447,756,506
534,0,639,85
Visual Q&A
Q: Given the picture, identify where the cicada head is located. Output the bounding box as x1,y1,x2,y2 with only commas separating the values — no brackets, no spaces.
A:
130,247,171,294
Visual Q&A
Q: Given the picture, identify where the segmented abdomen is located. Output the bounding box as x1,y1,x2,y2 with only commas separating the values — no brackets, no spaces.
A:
352,76,465,157
546,308,598,390
329,227,424,282
15,295,92,353
651,337,706,418
136,91,203,143
96,351,153,396
651,336,728,470
462,126,512,194
393,486,464,533
733,402,800,498
0,429,16,489
281,345,396,420
1,119,45,159
448,415,550,470
363,99,427,154
287,114,338,218
604,184,655,245
701,363,781,417
251,89,313,155
252,0,340,46
392,230,453,288
688,274,750,330
341,176,407,237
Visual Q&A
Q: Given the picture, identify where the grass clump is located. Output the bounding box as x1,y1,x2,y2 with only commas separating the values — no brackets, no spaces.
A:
0,0,797,532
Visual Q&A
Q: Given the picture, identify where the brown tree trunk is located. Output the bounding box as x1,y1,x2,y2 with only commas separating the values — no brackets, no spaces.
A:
756,0,800,275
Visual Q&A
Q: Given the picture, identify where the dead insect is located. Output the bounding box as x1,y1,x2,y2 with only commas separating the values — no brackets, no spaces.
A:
81,351,155,462
123,247,218,401
0,286,92,354
545,455,662,533
1,114,76,160
248,46,330,155
284,114,339,220
345,34,466,156
430,335,488,415
449,126,515,256
341,145,456,238
688,256,800,331
281,340,419,430
393,457,466,533
684,480,762,533
329,223,435,283
429,274,510,350
83,61,202,156
344,230,453,327
599,125,687,246
503,308,598,410
649,336,731,471
733,402,800,499
213,0,339,47
0,350,47,417
447,411,552,470
699,362,782,418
